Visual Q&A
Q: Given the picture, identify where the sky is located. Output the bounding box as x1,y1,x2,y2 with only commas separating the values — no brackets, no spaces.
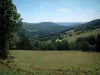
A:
13,0,100,23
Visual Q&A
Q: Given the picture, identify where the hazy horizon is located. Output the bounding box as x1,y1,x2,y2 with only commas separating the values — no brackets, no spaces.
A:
23,21,85,24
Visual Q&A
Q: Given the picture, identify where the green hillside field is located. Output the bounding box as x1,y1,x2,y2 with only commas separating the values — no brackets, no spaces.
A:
0,50,100,75
64,28,100,42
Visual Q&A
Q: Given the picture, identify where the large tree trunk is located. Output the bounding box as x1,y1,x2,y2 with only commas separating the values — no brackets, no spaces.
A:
0,39,9,59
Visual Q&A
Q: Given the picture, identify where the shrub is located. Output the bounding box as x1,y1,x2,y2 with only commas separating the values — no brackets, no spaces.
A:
70,42,77,50
89,44,96,51
77,41,90,51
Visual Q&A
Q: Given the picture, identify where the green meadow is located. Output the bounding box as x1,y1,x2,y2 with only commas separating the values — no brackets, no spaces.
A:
65,28,100,42
10,50,100,69
1,50,100,75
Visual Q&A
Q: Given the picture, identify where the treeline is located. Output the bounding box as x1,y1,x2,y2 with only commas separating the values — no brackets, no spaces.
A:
32,40,70,50
10,33,100,52
70,34,100,52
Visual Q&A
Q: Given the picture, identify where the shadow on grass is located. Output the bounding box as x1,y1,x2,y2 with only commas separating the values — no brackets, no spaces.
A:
8,55,17,59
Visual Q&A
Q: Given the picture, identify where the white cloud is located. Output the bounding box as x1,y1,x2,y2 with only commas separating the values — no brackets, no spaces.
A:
59,8,69,11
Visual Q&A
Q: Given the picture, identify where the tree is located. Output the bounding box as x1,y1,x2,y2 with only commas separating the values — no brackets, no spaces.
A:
0,0,22,59
46,43,57,50
89,44,96,51
86,35,96,45
9,33,21,49
33,41,41,50
16,37,33,50
96,34,100,52
77,41,90,51
75,37,86,43
70,42,77,50
56,40,70,50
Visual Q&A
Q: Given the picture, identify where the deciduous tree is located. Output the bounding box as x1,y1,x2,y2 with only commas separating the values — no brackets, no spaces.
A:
0,0,22,59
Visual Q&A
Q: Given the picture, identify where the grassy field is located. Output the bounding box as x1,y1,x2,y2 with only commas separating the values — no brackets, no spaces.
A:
65,28,100,42
0,50,100,75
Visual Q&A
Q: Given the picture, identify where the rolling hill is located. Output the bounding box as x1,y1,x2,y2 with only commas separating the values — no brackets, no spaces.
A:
65,28,100,42
74,19,100,31
56,22,85,26
22,22,69,37
21,19,100,41
59,19,100,42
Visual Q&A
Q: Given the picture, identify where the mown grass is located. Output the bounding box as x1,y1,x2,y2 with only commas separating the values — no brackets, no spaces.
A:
0,50,100,75
65,28,100,42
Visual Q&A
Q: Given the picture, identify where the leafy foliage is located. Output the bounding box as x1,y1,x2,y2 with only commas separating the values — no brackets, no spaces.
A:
0,0,22,59
96,34,100,52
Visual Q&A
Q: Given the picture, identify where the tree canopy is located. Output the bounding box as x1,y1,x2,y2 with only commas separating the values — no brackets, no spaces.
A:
0,0,22,59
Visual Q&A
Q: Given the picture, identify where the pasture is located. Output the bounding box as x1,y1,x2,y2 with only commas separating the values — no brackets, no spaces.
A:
65,28,100,42
0,50,100,75
9,50,100,69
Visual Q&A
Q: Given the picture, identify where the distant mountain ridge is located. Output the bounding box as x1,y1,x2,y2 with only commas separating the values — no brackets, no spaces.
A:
21,19,100,40
22,22,63,30
55,22,85,26
22,22,69,37
74,19,100,31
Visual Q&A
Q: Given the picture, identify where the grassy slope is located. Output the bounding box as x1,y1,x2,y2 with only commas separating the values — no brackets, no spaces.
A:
9,50,100,69
64,28,100,42
1,50,100,75
0,50,100,75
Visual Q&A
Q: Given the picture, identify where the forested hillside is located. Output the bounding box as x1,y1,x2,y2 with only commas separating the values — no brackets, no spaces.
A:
74,19,100,31
9,19,100,52
21,22,69,37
